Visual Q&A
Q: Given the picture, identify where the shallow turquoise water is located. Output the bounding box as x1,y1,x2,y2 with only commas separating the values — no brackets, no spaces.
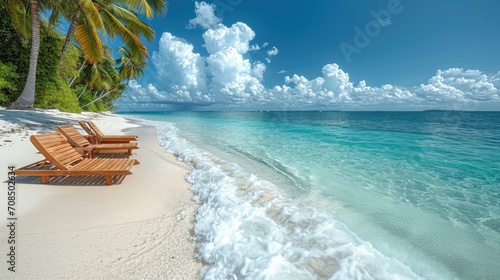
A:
133,111,500,279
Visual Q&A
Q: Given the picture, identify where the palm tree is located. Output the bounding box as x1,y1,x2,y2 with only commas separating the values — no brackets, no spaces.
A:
81,82,125,109
78,48,117,94
7,0,167,110
116,46,146,84
8,0,41,109
79,55,125,108
60,0,166,65
75,46,126,109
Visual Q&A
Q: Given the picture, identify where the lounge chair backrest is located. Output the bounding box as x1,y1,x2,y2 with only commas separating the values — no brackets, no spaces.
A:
30,132,84,170
87,122,105,137
57,126,91,148
78,121,95,136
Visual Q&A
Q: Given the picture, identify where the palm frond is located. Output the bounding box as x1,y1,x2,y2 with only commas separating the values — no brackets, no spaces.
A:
103,4,155,41
6,0,32,40
78,0,106,36
75,17,103,64
98,9,149,59
48,9,60,29
125,0,168,18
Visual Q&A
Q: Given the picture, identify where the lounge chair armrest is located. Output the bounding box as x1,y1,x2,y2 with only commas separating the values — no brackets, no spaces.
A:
74,147,94,158
83,135,99,144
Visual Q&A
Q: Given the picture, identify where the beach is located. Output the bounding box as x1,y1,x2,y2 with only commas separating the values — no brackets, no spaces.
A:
0,108,202,279
1,109,499,279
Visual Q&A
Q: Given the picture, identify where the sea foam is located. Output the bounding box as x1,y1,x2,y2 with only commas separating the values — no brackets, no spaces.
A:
152,121,420,280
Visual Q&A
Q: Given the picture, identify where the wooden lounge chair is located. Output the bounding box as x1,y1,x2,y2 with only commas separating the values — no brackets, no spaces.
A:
15,132,139,185
78,121,99,144
57,126,138,157
82,121,138,144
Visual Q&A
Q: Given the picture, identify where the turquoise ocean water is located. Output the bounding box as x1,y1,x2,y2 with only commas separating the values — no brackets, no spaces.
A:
131,111,499,279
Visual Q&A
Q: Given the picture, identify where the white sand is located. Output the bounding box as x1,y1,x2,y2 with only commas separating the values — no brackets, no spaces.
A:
0,108,202,279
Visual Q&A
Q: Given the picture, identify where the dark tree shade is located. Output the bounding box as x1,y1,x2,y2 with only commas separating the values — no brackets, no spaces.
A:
0,0,30,103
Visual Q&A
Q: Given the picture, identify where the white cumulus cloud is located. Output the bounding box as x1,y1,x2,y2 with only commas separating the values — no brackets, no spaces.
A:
264,64,499,109
249,44,261,51
267,46,279,56
150,32,207,102
203,22,256,55
206,47,265,102
128,3,267,107
121,2,500,111
416,68,500,102
187,1,221,30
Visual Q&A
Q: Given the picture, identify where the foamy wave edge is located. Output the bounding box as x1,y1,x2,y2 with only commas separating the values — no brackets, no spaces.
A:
149,120,421,280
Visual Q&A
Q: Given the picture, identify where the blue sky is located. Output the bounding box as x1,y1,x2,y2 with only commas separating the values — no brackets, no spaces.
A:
119,0,500,111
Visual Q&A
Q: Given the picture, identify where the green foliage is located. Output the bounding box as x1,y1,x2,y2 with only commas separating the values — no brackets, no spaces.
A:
78,91,109,112
5,0,31,40
36,27,63,88
59,44,82,80
1,0,148,112
30,27,80,113
35,74,81,113
0,0,30,103
0,62,19,106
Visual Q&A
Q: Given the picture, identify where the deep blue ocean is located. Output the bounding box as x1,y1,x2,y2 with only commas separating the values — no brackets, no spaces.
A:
130,111,499,280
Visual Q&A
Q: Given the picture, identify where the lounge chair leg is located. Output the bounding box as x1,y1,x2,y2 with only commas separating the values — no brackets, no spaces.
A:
105,176,113,185
41,176,49,184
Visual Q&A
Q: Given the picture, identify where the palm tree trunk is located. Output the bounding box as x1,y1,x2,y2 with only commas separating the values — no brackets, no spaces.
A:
77,83,88,99
69,60,86,88
9,0,40,110
81,89,114,108
60,10,80,63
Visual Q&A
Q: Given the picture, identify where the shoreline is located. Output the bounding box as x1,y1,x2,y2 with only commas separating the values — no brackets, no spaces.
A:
0,108,202,279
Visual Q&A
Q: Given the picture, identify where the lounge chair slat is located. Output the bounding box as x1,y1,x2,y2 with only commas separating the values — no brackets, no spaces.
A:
60,154,83,166
87,122,105,137
107,159,125,171
78,121,95,136
57,126,91,148
75,158,108,170
47,144,83,166
93,143,137,149
112,159,135,171
69,159,95,171
37,140,66,149
16,169,132,176
86,121,138,143
116,160,132,171
88,159,109,171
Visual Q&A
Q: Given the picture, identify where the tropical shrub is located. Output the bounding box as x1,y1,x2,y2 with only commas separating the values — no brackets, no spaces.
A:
0,62,19,106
